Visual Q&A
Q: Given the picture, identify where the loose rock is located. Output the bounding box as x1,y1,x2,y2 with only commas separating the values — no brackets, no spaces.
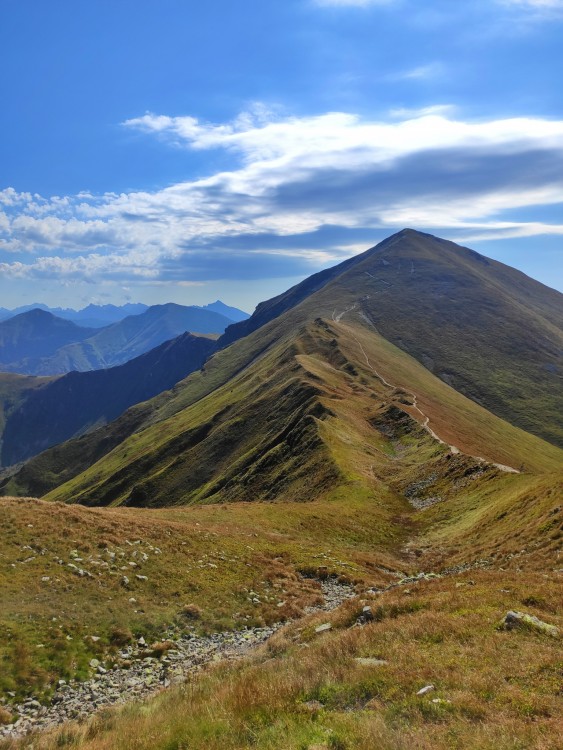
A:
416,685,435,696
1,578,354,739
354,657,388,667
498,610,559,638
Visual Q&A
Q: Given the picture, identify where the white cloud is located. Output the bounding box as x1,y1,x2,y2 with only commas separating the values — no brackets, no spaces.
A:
124,109,563,168
2,107,563,283
0,211,10,234
10,215,118,251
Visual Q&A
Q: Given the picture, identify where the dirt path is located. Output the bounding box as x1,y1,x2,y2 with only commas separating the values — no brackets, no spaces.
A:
333,309,518,474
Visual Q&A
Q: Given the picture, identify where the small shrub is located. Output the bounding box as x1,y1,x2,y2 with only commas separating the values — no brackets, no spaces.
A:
520,596,555,614
182,603,203,620
150,641,173,657
109,626,133,646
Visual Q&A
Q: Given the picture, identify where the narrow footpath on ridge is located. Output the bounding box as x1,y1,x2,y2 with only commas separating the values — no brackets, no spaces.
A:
333,308,518,474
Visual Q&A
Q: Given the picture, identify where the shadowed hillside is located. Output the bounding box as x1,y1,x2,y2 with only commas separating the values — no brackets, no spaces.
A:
0,333,216,467
0,310,97,367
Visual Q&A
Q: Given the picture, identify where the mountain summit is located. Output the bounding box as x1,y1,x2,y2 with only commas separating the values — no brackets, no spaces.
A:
222,229,563,446
3,229,561,504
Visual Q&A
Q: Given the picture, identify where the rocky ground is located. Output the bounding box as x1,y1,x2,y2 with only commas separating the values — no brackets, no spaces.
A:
0,578,354,740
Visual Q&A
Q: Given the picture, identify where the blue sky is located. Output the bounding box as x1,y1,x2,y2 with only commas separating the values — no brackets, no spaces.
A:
1,0,562,312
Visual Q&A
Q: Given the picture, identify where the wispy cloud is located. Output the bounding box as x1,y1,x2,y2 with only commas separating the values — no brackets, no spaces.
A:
1,107,563,284
388,62,444,82
499,0,563,18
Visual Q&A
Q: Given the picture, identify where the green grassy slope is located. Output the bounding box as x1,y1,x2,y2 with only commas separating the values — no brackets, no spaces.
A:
414,470,563,571
329,230,563,447
222,229,563,446
21,315,559,508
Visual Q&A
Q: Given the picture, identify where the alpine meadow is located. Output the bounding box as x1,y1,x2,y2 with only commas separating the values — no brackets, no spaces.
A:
0,2,562,750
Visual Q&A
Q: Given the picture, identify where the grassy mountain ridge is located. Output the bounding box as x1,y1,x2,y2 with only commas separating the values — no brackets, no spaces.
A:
8,315,559,505
222,229,563,446
3,230,562,501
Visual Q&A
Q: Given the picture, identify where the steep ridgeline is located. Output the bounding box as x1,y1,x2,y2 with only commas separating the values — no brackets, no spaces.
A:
1,303,232,375
3,312,562,504
2,229,562,502
0,332,216,467
220,229,563,447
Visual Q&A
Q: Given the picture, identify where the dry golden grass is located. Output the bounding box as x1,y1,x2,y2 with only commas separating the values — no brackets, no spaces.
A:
5,569,561,750
0,492,406,700
1,314,561,748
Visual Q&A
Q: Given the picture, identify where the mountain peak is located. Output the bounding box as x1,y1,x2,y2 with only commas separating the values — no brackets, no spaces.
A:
18,307,56,320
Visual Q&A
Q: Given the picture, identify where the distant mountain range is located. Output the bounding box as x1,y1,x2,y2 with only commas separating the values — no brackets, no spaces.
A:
0,302,247,375
0,300,249,328
0,302,149,328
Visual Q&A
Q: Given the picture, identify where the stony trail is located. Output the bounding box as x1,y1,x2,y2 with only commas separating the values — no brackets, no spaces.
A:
0,579,354,741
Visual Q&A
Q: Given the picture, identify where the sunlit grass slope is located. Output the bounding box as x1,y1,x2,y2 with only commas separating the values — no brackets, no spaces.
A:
0,491,408,702
5,569,561,750
415,471,563,571
35,316,562,508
